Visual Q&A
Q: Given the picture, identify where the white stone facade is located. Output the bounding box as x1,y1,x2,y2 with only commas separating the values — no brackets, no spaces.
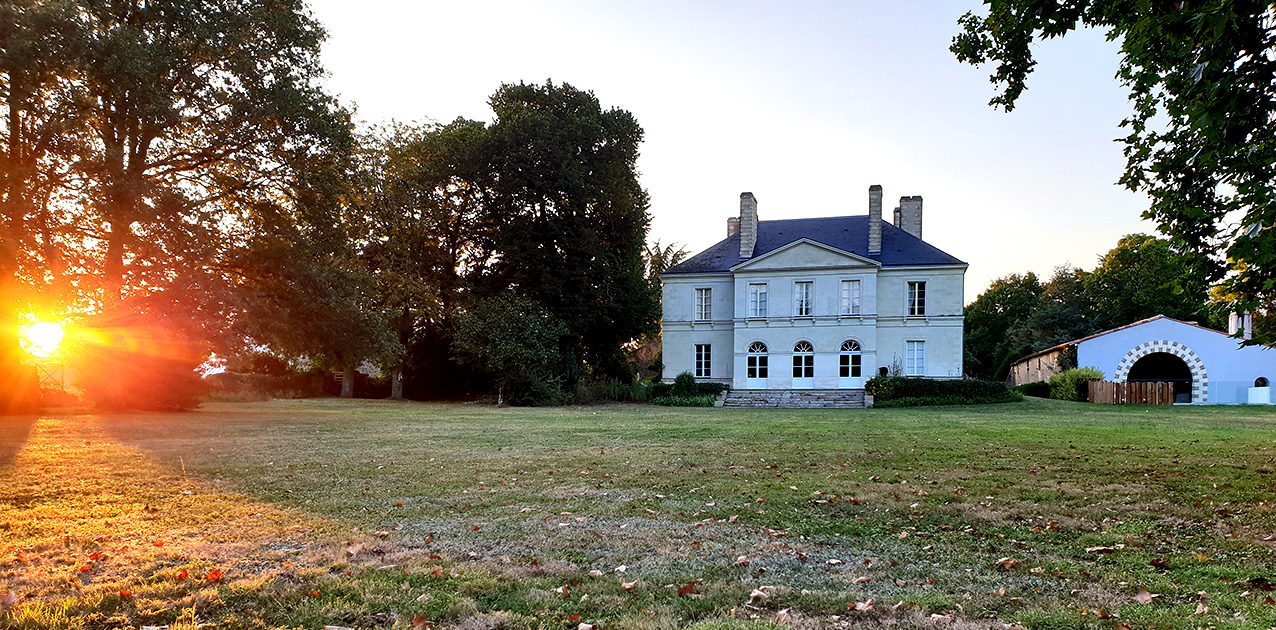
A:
661,188,966,389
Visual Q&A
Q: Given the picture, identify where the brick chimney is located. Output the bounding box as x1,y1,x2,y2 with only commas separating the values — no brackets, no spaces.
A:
727,216,740,237
868,185,882,254
895,195,923,239
739,192,758,258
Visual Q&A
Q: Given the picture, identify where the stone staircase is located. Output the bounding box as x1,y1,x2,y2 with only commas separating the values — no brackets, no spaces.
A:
720,389,867,409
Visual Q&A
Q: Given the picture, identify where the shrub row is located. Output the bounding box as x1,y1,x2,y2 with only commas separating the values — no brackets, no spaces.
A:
1048,367,1104,401
865,376,1010,401
651,394,716,407
651,382,729,398
1011,381,1052,398
874,390,1024,408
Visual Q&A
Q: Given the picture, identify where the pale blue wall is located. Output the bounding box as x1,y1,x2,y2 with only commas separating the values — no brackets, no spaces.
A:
1076,317,1276,404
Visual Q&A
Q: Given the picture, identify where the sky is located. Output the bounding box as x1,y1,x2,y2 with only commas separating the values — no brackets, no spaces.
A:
308,0,1158,301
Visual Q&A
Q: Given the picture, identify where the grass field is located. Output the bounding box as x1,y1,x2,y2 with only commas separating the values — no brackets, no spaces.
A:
2,398,1276,629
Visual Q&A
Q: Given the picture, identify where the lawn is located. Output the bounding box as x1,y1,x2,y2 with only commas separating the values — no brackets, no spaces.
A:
2,398,1276,629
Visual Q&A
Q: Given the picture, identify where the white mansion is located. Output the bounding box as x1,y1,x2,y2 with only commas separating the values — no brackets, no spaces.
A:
661,186,966,389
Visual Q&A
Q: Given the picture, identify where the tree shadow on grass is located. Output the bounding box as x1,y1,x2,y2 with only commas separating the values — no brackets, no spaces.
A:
0,413,36,466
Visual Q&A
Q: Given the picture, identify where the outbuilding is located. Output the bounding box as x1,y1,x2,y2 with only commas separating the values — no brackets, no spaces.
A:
1008,314,1276,404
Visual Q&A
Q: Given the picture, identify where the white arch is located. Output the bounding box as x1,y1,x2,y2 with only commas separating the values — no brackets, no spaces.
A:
1113,340,1209,403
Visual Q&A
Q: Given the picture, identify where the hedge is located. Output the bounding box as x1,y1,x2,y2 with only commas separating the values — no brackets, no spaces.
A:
651,381,729,397
651,394,716,407
1012,382,1052,398
865,376,1021,407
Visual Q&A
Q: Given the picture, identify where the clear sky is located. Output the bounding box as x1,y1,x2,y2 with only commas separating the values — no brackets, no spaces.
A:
308,0,1157,301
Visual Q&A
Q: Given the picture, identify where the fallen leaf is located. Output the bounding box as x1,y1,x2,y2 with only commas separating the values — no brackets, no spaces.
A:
205,569,223,583
614,565,627,573
996,557,1019,570
1085,546,1116,554
749,588,768,604
578,624,595,630
0,593,17,609
1149,558,1168,569
153,541,164,547
1133,589,1155,604
78,565,91,573
776,608,792,624
588,569,603,577
412,616,434,630
88,552,104,561
734,555,750,567
621,580,636,591
853,576,871,584
176,568,188,581
677,581,696,597
119,589,132,597
826,558,843,565
849,599,873,611
1194,602,1208,615
993,586,1006,597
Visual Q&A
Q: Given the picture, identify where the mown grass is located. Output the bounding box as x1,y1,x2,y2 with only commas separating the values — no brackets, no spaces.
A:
2,398,1276,629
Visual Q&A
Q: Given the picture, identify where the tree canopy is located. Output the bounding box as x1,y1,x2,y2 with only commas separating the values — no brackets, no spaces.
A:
952,1,1276,342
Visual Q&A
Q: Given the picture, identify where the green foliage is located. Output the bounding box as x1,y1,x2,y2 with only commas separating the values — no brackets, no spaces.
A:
651,381,728,398
875,391,1023,408
452,293,569,406
672,371,698,396
651,394,715,407
1012,382,1052,398
1049,367,1104,402
482,81,659,381
866,376,1017,407
952,2,1276,343
1084,234,1208,330
573,379,651,404
963,272,1043,380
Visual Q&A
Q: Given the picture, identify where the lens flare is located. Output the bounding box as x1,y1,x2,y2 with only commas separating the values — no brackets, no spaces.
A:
22,321,65,358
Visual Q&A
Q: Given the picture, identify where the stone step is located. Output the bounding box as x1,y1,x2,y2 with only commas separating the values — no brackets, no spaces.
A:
721,389,867,409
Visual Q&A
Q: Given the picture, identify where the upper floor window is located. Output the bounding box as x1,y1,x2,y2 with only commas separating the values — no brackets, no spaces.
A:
794,281,813,317
694,288,711,321
907,281,926,316
906,340,926,376
748,283,768,318
841,279,861,315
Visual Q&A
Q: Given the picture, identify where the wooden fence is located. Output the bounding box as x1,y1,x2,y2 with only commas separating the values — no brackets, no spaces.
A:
1087,380,1175,405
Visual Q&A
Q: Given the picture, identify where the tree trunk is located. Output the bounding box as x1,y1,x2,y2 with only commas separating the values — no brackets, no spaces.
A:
390,367,403,400
340,365,355,398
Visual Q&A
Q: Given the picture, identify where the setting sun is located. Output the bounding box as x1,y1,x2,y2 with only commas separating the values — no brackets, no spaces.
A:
21,321,65,358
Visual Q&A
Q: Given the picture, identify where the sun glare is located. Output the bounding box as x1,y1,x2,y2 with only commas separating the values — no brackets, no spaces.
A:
22,321,65,358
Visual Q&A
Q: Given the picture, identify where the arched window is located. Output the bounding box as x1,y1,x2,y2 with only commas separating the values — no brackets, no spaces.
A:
839,339,862,378
792,341,814,378
1257,376,1269,388
747,342,768,379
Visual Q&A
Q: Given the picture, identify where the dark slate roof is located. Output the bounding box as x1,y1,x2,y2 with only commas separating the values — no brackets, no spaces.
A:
663,215,965,275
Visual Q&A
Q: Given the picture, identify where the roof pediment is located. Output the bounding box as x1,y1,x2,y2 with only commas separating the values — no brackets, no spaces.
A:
730,238,881,272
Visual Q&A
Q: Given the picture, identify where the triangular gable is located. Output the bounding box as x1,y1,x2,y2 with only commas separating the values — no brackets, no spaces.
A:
730,238,881,272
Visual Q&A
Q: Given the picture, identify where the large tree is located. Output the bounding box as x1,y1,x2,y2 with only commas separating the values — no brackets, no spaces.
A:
1084,233,1208,329
952,1,1276,341
481,81,659,382
963,272,1043,379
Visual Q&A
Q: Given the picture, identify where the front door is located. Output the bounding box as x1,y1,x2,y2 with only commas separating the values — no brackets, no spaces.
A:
839,340,863,388
746,342,768,389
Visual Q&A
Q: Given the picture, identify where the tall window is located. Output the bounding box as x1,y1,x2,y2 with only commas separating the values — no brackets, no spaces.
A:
839,339,862,378
695,344,711,377
794,281,813,317
840,279,861,315
747,341,768,379
748,283,768,318
792,341,814,378
694,288,711,321
906,340,926,376
907,281,927,316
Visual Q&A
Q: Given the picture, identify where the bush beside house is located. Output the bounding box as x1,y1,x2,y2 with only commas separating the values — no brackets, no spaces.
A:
866,376,1022,408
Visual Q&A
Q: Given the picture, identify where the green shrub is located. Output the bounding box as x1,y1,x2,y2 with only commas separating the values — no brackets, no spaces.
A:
865,376,1010,401
651,394,715,407
1012,381,1052,398
875,391,1023,408
672,371,697,396
573,379,651,404
864,376,1018,407
651,381,728,397
1048,367,1104,402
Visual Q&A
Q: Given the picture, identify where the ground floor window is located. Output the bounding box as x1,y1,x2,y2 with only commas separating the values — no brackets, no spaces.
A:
747,341,768,379
839,339,862,377
905,340,925,376
792,341,814,378
694,344,711,377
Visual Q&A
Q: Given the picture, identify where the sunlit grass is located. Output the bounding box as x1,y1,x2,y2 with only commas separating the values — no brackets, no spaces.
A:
2,398,1276,628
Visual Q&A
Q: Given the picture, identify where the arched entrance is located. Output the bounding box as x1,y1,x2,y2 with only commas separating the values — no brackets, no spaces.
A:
1126,352,1192,402
1114,340,1208,403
